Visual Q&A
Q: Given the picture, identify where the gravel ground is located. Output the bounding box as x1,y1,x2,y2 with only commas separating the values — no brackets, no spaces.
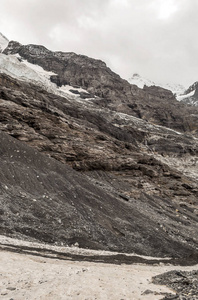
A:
0,236,198,300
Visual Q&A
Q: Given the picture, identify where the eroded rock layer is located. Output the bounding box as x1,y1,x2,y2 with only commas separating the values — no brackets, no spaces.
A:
4,41,198,135
0,41,198,259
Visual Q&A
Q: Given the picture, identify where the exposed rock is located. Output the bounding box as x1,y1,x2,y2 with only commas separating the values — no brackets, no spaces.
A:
4,41,198,135
0,127,198,258
6,287,16,291
0,39,198,258
184,82,198,96
178,81,198,106
152,270,198,299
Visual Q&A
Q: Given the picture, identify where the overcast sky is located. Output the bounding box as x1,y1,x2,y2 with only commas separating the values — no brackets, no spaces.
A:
0,0,197,87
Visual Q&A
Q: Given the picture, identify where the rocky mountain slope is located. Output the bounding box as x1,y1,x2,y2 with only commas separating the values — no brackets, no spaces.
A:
0,36,198,259
177,81,198,106
4,41,198,134
129,73,198,107
128,73,186,96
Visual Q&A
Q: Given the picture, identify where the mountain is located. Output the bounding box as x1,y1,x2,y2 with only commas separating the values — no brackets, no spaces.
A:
128,73,186,97
4,41,198,134
128,73,156,89
177,81,198,106
128,73,198,107
0,35,198,259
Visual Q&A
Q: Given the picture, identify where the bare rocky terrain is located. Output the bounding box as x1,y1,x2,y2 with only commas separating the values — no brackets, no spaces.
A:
153,269,198,299
1,128,197,259
0,38,198,298
4,41,198,134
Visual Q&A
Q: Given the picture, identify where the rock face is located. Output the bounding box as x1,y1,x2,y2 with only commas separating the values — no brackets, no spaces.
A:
128,73,186,96
0,130,198,258
0,39,198,259
181,81,198,106
153,270,198,299
4,41,198,135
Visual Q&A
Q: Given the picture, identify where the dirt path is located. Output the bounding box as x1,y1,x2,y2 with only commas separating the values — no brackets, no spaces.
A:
0,248,198,300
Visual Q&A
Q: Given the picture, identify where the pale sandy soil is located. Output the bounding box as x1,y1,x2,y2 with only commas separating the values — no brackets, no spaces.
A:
0,235,172,260
0,236,198,300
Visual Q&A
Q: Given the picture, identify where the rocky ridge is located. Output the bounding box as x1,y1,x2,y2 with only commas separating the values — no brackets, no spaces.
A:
128,73,198,109
4,41,198,135
128,73,186,96
178,81,198,106
0,38,198,259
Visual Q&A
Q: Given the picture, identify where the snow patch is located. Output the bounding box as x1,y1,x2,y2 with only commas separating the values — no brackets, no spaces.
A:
0,53,59,94
128,73,155,89
176,90,195,101
58,84,88,96
128,73,186,96
22,58,56,78
0,53,91,101
113,110,182,136
0,33,9,52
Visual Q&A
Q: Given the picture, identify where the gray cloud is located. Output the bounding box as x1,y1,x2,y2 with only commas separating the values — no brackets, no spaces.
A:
0,0,197,86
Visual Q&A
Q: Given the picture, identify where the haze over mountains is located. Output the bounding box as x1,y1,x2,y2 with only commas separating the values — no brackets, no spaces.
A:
0,33,198,261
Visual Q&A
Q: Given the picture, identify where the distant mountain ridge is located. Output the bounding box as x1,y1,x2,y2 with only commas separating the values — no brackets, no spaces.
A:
128,73,198,106
128,73,186,95
177,81,198,106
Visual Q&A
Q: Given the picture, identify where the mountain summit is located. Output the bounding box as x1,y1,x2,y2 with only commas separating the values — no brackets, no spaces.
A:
128,73,198,106
177,81,198,106
128,73,155,88
128,73,186,97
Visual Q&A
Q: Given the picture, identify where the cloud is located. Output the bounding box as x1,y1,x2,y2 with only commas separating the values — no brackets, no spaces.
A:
0,0,198,86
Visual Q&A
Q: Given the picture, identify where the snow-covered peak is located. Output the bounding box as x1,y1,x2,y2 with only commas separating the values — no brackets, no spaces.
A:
128,73,155,89
128,73,186,96
0,33,9,52
176,81,198,106
183,81,198,95
177,90,195,102
160,83,186,96
128,73,198,105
